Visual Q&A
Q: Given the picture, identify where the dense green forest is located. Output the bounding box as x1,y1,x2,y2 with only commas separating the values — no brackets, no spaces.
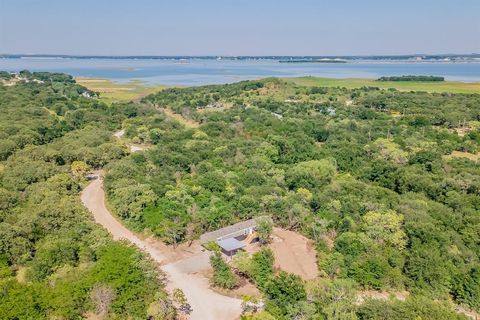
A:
107,78,479,319
0,75,173,319
1,73,480,319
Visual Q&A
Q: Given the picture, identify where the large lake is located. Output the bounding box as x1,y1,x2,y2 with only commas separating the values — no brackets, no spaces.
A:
1,58,480,86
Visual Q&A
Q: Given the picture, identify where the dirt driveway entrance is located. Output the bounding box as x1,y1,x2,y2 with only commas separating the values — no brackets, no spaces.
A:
81,174,242,320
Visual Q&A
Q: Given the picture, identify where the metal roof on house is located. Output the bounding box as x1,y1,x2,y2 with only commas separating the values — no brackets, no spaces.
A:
200,219,257,244
217,238,245,252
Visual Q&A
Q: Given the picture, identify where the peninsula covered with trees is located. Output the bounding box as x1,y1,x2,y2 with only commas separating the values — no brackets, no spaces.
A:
1,72,479,319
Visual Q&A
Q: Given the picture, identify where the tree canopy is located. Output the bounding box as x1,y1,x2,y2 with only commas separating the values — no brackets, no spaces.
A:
2,73,480,319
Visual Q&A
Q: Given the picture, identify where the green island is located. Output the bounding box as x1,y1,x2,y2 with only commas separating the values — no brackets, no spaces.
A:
378,75,445,82
1,72,480,320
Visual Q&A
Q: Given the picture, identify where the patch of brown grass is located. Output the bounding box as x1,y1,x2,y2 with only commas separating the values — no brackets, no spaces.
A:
444,151,480,162
356,290,409,304
75,77,164,103
160,108,199,128
15,267,28,283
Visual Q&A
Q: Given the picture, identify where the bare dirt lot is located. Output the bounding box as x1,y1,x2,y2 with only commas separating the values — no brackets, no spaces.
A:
269,228,319,280
245,228,318,280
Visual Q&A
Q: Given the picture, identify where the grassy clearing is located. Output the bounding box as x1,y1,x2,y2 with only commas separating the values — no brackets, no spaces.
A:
444,151,480,162
285,76,480,94
77,77,203,128
159,107,199,128
75,77,164,103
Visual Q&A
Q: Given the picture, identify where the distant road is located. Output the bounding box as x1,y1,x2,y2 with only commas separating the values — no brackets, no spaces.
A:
81,173,242,320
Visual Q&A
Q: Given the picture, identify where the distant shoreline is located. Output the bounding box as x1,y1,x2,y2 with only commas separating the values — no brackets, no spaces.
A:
2,58,480,85
279,59,347,63
73,75,480,95
1,53,480,63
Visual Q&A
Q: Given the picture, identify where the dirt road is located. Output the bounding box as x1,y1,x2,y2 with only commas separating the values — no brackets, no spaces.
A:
113,129,148,153
81,174,242,320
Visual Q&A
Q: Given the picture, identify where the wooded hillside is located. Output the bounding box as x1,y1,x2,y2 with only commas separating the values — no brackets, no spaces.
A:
0,75,172,319
1,74,479,319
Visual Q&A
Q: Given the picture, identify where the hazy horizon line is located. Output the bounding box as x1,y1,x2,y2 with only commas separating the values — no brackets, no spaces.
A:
2,53,479,58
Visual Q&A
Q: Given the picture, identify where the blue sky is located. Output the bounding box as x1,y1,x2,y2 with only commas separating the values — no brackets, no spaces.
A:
0,0,479,55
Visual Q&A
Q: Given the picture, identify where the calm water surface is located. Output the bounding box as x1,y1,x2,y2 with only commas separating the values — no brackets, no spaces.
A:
1,58,479,86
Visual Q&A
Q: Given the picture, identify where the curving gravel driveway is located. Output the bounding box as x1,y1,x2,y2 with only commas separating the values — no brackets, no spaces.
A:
81,174,242,320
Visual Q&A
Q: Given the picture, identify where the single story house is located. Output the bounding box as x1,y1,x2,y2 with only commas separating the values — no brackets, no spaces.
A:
200,219,257,256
